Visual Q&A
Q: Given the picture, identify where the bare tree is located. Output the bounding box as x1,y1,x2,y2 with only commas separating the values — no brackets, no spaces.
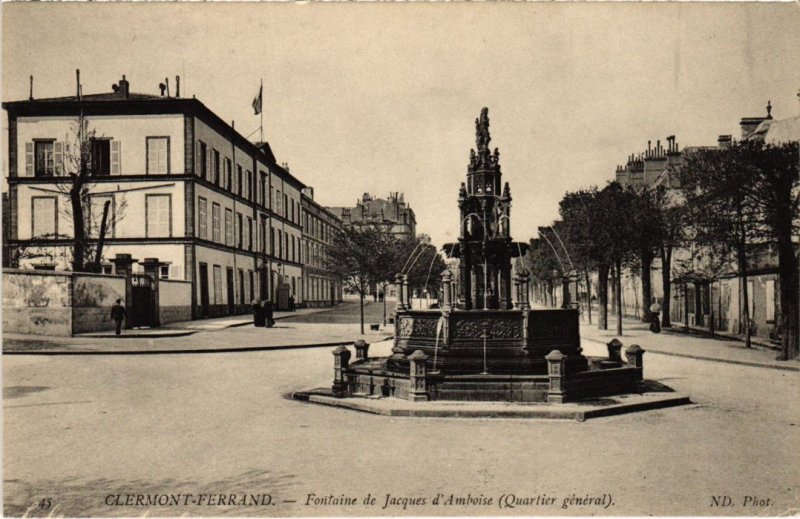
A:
48,114,128,272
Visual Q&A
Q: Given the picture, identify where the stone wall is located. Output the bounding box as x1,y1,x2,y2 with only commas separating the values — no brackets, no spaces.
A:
71,273,126,334
3,270,74,336
159,279,192,324
3,269,129,336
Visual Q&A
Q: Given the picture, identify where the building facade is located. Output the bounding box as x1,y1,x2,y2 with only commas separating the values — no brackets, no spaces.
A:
606,101,798,344
328,192,416,239
301,187,343,307
3,75,317,319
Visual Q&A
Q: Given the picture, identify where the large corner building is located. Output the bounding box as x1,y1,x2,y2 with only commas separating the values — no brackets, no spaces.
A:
3,75,342,318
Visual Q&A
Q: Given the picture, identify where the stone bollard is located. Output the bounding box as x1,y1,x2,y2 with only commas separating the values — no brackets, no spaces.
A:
441,270,452,310
407,350,429,402
625,344,645,381
545,350,567,404
332,347,352,398
395,274,407,312
354,340,370,361
607,338,623,363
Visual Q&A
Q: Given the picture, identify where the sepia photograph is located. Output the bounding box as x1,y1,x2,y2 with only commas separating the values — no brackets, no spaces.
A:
2,2,799,517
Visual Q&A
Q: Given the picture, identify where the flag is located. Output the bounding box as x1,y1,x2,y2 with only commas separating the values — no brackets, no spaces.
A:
252,85,262,115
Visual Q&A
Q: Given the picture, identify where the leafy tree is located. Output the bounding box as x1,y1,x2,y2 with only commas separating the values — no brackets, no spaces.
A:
744,141,799,359
324,225,400,334
680,141,784,349
559,183,637,334
657,196,688,328
523,238,562,307
627,185,669,321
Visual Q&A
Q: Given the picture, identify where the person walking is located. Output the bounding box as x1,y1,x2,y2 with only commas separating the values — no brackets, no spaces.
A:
649,301,662,333
110,299,127,336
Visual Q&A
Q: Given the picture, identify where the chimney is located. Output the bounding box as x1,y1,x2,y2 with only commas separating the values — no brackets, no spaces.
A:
165,77,170,97
118,75,129,98
718,135,732,148
159,83,166,96
29,75,33,101
76,69,81,99
175,76,180,98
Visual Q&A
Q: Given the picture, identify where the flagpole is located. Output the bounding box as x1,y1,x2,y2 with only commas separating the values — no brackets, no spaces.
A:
259,78,263,143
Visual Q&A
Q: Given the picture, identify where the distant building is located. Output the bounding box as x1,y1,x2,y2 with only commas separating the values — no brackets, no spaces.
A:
2,192,10,267
301,187,343,307
328,192,416,240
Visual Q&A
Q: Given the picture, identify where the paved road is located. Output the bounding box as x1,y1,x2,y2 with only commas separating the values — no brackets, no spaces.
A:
4,305,799,517
283,299,395,324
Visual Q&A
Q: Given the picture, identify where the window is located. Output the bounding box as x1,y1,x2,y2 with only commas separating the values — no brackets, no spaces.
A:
283,194,288,218
212,202,221,243
225,208,233,246
145,194,171,237
146,137,169,174
261,217,268,253
270,227,275,255
89,194,115,238
213,265,223,304
35,141,55,177
270,186,275,210
260,172,268,207
197,141,207,177
32,196,57,237
765,280,775,322
224,158,232,190
91,139,111,176
159,265,170,280
213,149,221,185
276,190,282,215
236,213,243,248
198,197,208,239
247,217,253,251
277,229,282,258
245,170,252,200
236,165,243,196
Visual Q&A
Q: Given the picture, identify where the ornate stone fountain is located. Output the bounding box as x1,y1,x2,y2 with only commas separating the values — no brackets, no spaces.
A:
327,108,645,404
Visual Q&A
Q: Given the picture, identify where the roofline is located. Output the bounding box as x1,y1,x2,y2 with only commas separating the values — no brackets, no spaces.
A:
300,194,343,223
2,95,307,190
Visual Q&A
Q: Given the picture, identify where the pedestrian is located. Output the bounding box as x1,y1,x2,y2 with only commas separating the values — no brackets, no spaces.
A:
264,300,275,328
649,301,661,333
110,299,126,336
252,299,265,327
288,295,295,312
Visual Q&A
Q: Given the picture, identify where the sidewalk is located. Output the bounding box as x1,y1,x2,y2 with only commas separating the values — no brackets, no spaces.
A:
75,305,336,338
3,321,393,354
579,316,799,372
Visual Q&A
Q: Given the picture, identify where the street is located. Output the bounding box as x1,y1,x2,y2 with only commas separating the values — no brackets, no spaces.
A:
4,303,800,517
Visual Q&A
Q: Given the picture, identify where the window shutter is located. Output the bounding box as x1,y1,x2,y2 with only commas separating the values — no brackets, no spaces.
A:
110,140,121,175
54,142,64,175
196,143,202,176
25,142,33,176
206,146,209,182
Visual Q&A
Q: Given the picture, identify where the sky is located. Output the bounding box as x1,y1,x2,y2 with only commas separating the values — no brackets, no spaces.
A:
3,2,799,247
